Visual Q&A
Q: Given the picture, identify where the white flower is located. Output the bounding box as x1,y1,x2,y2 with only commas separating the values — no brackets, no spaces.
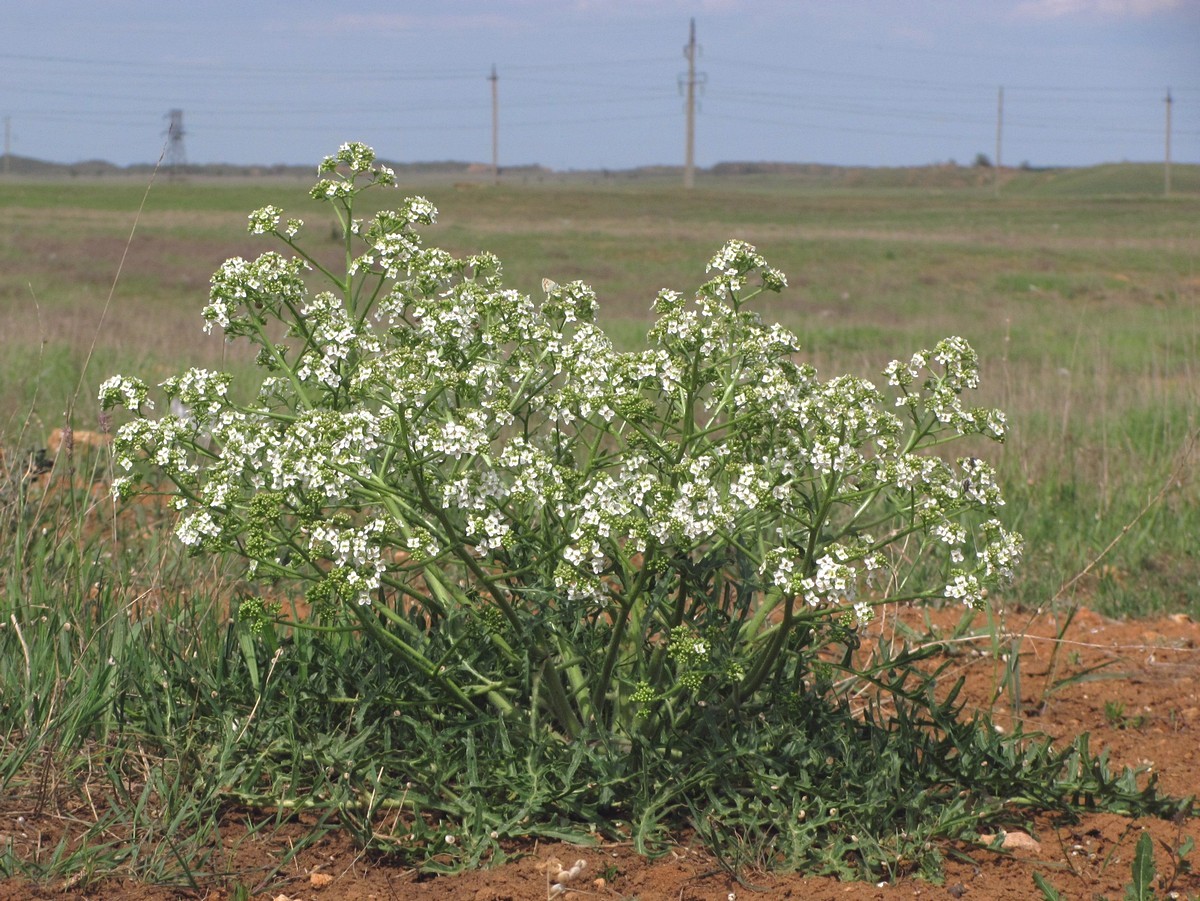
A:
98,376,153,412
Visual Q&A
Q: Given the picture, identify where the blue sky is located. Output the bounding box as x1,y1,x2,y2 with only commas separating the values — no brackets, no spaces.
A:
4,0,1197,170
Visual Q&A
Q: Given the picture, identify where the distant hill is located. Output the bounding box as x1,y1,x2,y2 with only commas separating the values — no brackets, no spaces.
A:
997,162,1200,197
709,161,1003,189
0,155,551,180
0,154,124,177
707,160,1199,195
0,154,1194,195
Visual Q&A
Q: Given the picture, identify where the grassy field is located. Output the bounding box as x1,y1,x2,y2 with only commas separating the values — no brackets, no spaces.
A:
0,163,1198,891
3,165,1198,616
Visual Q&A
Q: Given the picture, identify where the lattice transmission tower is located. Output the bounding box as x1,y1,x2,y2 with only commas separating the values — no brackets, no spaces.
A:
164,109,187,176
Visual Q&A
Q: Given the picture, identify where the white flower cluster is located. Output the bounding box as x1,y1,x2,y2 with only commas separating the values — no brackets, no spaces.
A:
247,205,282,235
203,252,307,336
294,292,381,390
884,337,1007,440
764,540,886,615
160,368,231,426
705,239,788,294
98,375,153,413
309,518,388,605
103,144,1021,628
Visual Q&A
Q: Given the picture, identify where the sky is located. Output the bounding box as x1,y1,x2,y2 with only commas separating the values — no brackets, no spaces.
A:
3,0,1198,171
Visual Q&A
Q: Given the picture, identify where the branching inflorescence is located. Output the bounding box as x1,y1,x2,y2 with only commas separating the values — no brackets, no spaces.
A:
101,142,1022,741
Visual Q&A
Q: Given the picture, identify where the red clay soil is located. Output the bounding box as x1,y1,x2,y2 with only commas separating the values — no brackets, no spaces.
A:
2,604,1198,901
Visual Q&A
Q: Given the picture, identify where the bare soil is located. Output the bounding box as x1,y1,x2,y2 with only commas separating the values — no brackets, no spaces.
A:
1,603,1198,900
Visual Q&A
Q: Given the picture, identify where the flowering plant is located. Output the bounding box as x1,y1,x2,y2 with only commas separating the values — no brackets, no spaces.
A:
101,143,1021,744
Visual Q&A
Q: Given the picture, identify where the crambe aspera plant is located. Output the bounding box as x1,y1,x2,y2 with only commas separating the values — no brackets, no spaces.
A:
98,145,1196,877
100,143,1022,744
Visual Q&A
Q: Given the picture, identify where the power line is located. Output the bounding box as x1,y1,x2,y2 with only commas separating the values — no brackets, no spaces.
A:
0,50,486,81
2,34,1195,168
703,52,1200,95
0,50,678,81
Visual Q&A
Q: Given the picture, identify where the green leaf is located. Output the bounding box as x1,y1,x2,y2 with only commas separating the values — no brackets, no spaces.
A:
1124,831,1156,901
237,625,261,693
1032,872,1064,901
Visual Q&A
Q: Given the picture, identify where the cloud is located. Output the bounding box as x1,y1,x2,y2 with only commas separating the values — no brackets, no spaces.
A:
1012,0,1184,19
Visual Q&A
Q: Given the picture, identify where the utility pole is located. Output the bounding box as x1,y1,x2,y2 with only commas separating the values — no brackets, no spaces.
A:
682,19,698,189
1164,88,1173,197
994,87,1004,197
3,117,10,177
489,65,499,185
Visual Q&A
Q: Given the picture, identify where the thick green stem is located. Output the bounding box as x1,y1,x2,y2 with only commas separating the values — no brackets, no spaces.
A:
538,657,584,738
645,566,690,692
737,470,841,702
589,549,655,720
349,604,477,712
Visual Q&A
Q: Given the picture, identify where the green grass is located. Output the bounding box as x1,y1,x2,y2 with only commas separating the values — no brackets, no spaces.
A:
3,165,1198,619
1,471,1185,890
0,162,1198,890
1005,162,1200,197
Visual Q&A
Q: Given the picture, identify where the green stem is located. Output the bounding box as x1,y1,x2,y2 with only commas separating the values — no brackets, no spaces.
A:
348,604,477,712
276,234,343,288
247,318,313,410
538,656,584,738
645,563,690,692
589,548,654,718
737,469,841,701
